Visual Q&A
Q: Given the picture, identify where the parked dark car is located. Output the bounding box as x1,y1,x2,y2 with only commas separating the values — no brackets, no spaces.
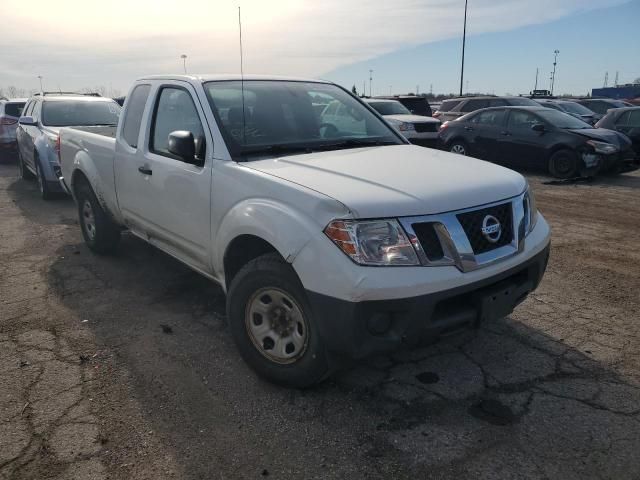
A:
596,107,640,158
434,96,540,122
572,98,633,121
533,99,597,125
374,95,432,117
438,106,636,178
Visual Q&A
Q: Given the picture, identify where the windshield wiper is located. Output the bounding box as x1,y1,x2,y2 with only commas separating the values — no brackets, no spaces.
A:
312,138,399,151
239,144,314,159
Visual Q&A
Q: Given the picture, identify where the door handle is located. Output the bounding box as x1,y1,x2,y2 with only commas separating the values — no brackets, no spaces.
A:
138,166,152,175
500,131,511,136
464,126,474,131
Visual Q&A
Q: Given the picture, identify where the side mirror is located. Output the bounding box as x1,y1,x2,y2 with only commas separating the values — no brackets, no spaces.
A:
531,123,545,133
19,116,37,126
167,130,204,166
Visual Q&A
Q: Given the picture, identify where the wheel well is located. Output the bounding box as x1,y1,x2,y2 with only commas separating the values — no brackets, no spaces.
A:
223,235,280,288
70,170,90,196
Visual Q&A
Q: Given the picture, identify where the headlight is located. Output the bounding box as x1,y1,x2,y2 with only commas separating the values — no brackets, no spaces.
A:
387,119,415,132
586,140,618,155
324,219,419,266
523,187,538,235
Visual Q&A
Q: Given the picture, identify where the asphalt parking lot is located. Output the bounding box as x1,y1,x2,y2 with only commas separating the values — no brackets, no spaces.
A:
2,160,640,480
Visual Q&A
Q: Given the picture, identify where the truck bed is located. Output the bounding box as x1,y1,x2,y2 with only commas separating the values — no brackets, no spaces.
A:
70,125,117,138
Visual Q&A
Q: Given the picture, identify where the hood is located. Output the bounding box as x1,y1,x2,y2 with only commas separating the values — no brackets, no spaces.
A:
383,114,440,124
245,145,526,218
568,127,630,148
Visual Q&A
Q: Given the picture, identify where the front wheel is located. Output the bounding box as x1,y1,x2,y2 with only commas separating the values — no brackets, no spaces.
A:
34,157,54,200
226,253,332,388
18,150,34,180
75,180,121,254
548,149,578,179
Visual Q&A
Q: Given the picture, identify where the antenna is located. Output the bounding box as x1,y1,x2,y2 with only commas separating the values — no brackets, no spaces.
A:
238,6,246,146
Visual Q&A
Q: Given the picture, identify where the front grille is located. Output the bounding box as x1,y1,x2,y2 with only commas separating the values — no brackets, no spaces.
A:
411,222,444,261
414,122,438,133
457,202,513,254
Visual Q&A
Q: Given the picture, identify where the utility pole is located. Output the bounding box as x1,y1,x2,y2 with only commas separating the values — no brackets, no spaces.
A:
459,0,468,97
37,75,43,92
363,80,366,97
614,71,619,87
181,54,188,74
369,69,373,97
534,68,539,91
550,50,559,95
603,71,609,88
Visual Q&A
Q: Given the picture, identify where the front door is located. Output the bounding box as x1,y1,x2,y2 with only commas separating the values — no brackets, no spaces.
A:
116,82,213,272
500,110,548,169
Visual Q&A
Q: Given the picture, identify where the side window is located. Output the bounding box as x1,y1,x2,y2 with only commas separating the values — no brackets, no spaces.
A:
122,84,151,148
460,99,489,112
471,109,505,125
508,110,540,130
31,101,41,121
24,101,35,116
590,102,607,115
620,110,640,127
489,99,508,107
151,87,204,158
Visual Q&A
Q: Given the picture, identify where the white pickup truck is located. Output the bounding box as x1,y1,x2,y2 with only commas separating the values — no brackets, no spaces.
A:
59,75,550,387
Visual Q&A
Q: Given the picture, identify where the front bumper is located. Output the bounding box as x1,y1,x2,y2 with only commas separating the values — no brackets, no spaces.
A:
306,243,550,359
582,148,639,175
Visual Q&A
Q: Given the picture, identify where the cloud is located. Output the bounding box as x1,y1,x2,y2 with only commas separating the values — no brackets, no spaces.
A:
0,0,629,92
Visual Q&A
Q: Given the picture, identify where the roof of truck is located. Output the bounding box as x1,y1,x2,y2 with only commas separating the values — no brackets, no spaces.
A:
139,74,332,84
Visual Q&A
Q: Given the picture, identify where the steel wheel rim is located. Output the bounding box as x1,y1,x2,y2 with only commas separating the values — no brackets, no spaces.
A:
245,287,308,364
450,144,466,155
82,200,96,241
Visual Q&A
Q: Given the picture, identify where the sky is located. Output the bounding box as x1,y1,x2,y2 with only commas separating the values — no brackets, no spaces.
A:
0,0,637,97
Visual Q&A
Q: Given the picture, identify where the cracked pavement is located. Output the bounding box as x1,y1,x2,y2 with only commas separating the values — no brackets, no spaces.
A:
1,161,640,479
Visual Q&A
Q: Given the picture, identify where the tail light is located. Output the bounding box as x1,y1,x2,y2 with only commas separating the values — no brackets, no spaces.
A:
439,121,450,132
432,112,441,119
0,117,18,125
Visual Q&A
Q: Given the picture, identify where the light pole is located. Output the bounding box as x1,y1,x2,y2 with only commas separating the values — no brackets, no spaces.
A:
550,50,559,95
181,54,188,74
369,69,373,97
37,75,43,92
459,0,468,97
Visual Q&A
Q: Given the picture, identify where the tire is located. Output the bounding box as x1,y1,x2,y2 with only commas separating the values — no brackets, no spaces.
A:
448,139,468,156
226,253,332,388
548,149,578,179
34,155,54,200
18,150,34,180
75,179,121,254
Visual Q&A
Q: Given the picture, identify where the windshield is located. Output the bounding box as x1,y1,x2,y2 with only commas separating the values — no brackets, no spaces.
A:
203,80,402,159
438,100,461,112
507,98,539,106
42,100,120,127
368,101,412,115
537,109,593,129
560,102,594,115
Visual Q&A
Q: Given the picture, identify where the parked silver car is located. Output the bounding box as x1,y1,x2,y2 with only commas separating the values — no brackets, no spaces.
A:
16,93,120,199
0,97,27,157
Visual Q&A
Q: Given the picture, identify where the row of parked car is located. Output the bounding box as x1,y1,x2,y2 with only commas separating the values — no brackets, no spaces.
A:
360,94,639,179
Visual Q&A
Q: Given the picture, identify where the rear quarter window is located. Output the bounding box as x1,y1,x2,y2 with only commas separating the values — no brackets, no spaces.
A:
122,84,151,148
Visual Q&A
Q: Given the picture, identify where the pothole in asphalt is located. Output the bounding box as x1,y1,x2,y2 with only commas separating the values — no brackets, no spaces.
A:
415,371,440,384
468,399,516,426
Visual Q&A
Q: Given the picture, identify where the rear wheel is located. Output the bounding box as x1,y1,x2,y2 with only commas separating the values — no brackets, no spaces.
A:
227,253,332,388
448,139,468,156
548,149,578,179
75,179,121,254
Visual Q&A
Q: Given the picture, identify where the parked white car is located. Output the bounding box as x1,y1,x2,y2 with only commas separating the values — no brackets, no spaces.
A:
365,98,441,146
59,75,551,387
